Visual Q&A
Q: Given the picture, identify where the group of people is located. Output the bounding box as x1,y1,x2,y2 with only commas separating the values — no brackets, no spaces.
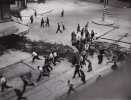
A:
0,50,59,100
0,9,65,99
71,50,93,86
0,8,121,98
40,17,50,28
30,9,66,34
32,50,59,81
66,21,120,95
71,22,96,52
35,50,59,82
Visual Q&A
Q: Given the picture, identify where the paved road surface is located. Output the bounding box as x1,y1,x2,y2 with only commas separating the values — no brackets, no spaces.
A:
59,55,131,100
20,0,131,48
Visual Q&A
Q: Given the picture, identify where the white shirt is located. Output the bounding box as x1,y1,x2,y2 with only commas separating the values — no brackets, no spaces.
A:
53,52,57,57
80,56,83,62
32,51,37,56
85,43,89,50
0,77,6,84
76,32,81,41
49,53,53,58
38,66,43,72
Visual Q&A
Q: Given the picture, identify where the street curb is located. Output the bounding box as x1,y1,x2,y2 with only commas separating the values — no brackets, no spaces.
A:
21,8,54,17
92,19,114,26
55,65,112,100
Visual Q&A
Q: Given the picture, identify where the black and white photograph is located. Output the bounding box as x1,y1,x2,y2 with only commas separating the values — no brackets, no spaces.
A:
0,0,131,100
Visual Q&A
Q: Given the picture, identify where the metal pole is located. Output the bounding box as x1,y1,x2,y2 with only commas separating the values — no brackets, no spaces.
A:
104,0,106,8
24,0,27,8
102,0,106,21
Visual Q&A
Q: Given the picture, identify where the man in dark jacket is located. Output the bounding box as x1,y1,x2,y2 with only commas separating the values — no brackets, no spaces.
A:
98,54,103,64
41,17,44,28
61,9,64,17
79,69,86,84
30,15,34,24
45,17,50,27
72,64,81,79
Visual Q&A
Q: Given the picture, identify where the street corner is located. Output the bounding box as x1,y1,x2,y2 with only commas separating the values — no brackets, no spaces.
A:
89,20,114,37
92,18,114,26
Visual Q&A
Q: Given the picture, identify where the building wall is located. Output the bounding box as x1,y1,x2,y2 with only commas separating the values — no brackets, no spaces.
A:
0,0,27,20
0,0,10,20
10,0,27,10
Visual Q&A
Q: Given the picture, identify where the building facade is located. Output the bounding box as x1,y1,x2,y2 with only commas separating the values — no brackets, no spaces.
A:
0,0,11,20
0,0,27,21
10,0,27,10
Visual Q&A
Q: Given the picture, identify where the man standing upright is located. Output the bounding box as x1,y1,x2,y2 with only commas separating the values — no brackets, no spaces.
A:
61,22,65,31
46,17,50,27
34,10,37,17
91,30,95,42
86,59,92,72
41,17,44,28
61,9,64,17
98,53,103,64
77,24,80,33
72,64,81,79
79,69,86,84
30,15,34,24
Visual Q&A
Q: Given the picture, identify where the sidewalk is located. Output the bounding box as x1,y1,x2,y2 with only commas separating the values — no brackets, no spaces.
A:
23,54,113,100
0,21,30,37
0,52,114,100
0,51,31,69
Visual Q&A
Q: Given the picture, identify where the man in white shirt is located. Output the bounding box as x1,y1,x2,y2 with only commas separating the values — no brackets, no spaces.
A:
84,42,90,52
53,51,57,65
0,74,12,92
32,51,41,63
76,32,81,42
49,52,54,64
